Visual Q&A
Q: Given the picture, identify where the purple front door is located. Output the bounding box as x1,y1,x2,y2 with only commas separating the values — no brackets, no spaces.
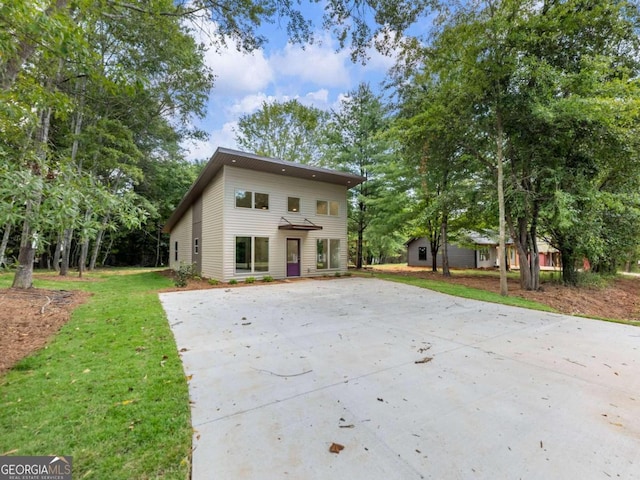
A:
286,238,300,276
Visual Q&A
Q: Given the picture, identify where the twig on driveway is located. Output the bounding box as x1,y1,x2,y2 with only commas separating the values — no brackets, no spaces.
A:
251,367,312,378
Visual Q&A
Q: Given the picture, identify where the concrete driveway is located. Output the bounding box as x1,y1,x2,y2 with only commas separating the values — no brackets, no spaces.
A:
159,277,640,479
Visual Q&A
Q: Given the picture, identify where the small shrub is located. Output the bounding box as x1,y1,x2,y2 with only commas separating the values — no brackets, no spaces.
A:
208,278,220,286
576,271,612,288
262,275,274,282
229,279,238,285
245,276,255,284
334,271,342,277
174,263,196,287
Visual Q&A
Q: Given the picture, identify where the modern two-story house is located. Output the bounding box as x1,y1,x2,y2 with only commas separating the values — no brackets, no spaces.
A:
163,147,365,281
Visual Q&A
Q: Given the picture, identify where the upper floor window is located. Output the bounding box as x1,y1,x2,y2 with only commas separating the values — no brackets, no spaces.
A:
236,190,269,210
235,190,252,208
255,192,269,210
317,200,339,216
288,197,300,213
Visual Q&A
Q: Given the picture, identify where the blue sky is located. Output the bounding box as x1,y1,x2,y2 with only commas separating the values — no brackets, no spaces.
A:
183,10,398,162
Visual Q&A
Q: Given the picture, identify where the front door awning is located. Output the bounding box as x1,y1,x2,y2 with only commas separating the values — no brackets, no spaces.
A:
278,217,323,231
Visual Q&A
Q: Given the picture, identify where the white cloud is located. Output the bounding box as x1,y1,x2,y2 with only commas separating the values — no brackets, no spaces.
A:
183,137,215,162
210,121,239,150
205,45,273,95
270,34,351,87
183,120,239,161
228,93,279,116
304,88,329,105
188,17,274,94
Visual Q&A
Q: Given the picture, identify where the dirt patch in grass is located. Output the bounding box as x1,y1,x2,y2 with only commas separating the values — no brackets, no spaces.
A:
371,266,640,323
0,288,90,374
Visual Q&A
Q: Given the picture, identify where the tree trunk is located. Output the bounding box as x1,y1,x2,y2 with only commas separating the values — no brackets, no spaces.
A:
155,225,161,267
441,214,450,277
101,232,114,266
429,230,440,273
356,201,365,269
89,213,109,270
89,228,105,271
52,232,63,272
0,222,12,268
12,219,37,288
60,228,73,275
561,243,578,286
12,105,52,289
78,238,89,278
496,111,508,296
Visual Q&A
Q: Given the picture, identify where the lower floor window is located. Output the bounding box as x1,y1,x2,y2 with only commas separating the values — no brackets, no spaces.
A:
236,236,269,273
317,238,340,269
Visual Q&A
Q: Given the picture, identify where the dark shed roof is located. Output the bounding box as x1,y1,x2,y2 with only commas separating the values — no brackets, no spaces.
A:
163,147,365,233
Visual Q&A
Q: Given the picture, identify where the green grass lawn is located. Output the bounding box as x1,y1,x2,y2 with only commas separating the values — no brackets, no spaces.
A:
0,269,191,479
368,270,557,312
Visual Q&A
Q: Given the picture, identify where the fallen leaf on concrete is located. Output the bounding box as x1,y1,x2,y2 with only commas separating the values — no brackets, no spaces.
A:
339,424,355,429
329,443,345,454
415,357,433,364
377,397,384,402
242,322,252,326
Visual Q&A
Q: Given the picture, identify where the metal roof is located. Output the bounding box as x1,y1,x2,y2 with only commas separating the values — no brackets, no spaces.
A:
163,147,365,233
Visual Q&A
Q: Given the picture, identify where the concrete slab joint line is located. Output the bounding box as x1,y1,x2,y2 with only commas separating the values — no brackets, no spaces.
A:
160,277,640,480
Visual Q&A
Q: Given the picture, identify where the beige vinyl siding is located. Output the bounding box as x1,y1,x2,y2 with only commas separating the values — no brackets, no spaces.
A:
221,166,349,281
200,173,224,279
169,207,192,269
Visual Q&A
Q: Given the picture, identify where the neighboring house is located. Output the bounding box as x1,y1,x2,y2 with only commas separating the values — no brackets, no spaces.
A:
406,233,508,269
406,237,479,269
163,147,365,281
406,233,559,270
